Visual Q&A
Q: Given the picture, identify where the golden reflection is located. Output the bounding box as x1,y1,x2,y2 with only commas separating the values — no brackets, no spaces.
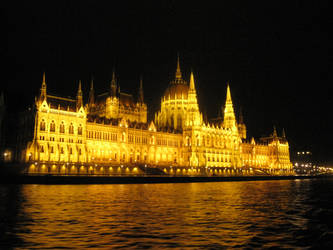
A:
14,180,312,248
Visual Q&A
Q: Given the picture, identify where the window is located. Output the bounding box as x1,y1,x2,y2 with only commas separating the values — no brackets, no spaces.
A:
69,147,72,154
69,123,74,134
78,148,82,155
60,147,64,154
78,125,82,135
50,146,54,153
60,122,65,133
40,145,44,153
50,121,56,132
177,115,182,129
40,120,46,131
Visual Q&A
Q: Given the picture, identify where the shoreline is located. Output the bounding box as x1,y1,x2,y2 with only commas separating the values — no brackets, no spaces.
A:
1,174,332,185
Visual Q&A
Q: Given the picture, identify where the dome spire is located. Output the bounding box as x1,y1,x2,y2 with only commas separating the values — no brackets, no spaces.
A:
110,68,117,97
175,53,182,79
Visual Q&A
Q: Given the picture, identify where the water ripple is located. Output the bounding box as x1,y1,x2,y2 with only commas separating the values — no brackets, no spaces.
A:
0,179,333,248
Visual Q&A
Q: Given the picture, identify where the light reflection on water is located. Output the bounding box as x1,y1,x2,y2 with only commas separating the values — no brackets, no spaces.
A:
1,179,333,249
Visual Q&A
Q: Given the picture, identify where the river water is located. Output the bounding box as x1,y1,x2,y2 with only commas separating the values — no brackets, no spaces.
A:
1,179,332,249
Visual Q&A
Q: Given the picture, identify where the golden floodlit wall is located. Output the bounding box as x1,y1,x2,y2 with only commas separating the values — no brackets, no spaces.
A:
23,60,293,176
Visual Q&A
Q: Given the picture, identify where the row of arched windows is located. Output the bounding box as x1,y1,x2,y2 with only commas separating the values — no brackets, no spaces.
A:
202,135,234,148
40,119,82,135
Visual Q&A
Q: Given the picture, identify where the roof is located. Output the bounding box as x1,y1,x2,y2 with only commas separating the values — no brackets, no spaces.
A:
95,91,136,107
163,84,189,100
47,95,76,111
119,92,135,107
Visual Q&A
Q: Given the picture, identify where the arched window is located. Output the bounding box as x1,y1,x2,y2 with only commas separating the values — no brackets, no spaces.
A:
40,145,44,153
177,115,182,130
60,122,65,133
78,124,82,135
50,121,56,132
170,114,174,128
186,136,190,146
69,123,74,134
40,119,46,131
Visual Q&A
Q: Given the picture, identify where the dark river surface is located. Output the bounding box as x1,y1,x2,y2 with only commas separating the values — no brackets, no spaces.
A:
1,178,333,249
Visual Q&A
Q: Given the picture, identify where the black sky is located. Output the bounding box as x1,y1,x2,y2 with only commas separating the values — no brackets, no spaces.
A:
3,1,333,163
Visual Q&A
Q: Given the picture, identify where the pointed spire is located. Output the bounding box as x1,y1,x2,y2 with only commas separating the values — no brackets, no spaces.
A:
175,53,182,79
223,82,236,128
76,80,83,109
138,75,144,103
88,76,95,106
282,128,286,138
78,80,82,94
273,126,277,137
40,72,47,101
226,83,232,103
110,68,117,97
111,69,116,85
189,71,195,90
42,72,46,86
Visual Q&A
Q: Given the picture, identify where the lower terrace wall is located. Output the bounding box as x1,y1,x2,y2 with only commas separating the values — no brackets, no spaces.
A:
25,161,294,176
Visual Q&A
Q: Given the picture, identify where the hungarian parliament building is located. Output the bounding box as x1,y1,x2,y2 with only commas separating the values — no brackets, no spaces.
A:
18,58,293,176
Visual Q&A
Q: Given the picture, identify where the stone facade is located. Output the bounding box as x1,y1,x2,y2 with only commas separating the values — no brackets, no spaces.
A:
21,60,293,176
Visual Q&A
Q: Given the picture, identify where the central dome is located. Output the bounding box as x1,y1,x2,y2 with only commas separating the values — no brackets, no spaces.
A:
163,55,189,100
164,83,189,100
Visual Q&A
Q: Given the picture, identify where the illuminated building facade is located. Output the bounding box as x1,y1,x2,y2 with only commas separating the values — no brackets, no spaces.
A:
21,58,293,176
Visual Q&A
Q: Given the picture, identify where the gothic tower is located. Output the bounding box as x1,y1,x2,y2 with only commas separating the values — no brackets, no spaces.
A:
185,71,202,127
223,84,236,129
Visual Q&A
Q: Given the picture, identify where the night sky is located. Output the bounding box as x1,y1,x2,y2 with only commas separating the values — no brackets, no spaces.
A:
3,1,333,164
